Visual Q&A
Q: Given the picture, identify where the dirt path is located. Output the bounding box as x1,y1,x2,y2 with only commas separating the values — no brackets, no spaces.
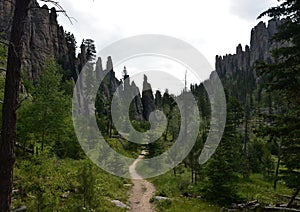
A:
128,150,156,212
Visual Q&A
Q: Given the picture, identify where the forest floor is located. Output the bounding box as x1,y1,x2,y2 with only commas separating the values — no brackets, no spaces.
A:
128,150,156,212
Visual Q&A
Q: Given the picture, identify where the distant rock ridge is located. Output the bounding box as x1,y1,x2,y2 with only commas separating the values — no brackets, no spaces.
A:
1,1,283,120
94,57,145,121
216,20,281,79
215,19,282,102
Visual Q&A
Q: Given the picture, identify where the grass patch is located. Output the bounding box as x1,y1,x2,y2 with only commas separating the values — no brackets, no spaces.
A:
148,165,294,211
155,198,220,212
148,168,221,211
236,173,293,205
12,155,131,211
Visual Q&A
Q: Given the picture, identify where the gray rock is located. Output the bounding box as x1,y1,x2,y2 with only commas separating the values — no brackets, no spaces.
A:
153,196,171,201
61,191,70,198
111,200,128,209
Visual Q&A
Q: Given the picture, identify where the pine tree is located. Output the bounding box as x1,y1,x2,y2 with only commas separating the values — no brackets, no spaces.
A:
77,162,97,210
202,96,241,205
258,0,300,206
64,31,77,80
83,39,96,61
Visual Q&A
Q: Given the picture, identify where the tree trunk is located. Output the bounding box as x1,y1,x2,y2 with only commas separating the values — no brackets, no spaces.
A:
243,102,249,159
164,114,170,141
109,118,112,138
0,0,31,210
41,106,47,151
274,137,282,190
287,188,300,208
191,168,194,184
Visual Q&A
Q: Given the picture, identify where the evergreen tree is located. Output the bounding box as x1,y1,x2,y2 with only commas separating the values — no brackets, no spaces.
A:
83,39,96,61
202,96,241,206
64,31,77,81
258,0,300,206
77,161,98,210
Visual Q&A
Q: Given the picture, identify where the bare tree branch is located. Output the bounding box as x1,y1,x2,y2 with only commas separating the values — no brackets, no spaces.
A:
38,0,77,24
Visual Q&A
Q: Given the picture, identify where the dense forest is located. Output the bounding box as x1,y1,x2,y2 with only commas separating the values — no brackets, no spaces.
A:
0,0,299,211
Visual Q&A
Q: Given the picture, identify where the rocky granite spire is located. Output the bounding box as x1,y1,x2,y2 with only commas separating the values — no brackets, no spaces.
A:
119,66,144,121
131,81,144,121
105,57,119,95
95,57,103,80
0,0,73,83
106,56,114,72
142,75,156,120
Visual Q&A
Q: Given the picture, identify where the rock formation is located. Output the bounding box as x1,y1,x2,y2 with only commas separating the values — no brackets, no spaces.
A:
118,66,144,121
131,81,144,121
142,75,156,120
0,0,14,40
94,58,144,121
0,0,74,83
1,0,283,123
215,19,282,102
97,56,120,99
216,20,281,79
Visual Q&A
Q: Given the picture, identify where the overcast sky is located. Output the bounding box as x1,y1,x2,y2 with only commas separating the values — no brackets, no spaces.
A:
40,0,277,92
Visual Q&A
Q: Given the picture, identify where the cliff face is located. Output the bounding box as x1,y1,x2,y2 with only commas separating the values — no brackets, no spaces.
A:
215,20,282,102
0,0,72,83
0,0,14,40
216,20,281,79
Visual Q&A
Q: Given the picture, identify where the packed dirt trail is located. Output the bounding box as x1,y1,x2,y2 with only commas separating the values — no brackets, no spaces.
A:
128,150,156,212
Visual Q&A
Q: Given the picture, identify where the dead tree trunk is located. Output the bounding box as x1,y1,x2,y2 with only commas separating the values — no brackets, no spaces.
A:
0,0,31,211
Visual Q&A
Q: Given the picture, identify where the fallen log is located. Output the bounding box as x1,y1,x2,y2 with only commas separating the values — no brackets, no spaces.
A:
264,206,300,211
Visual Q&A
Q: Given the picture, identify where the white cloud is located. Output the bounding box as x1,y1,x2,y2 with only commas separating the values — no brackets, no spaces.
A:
229,0,277,21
